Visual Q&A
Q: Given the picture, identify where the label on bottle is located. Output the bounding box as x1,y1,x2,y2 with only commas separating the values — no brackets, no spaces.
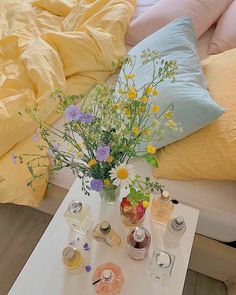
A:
126,244,147,260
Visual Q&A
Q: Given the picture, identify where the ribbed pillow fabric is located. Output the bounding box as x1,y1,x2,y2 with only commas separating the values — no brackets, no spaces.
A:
154,49,236,180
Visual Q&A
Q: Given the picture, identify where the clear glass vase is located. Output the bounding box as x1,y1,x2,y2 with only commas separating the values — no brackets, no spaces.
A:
99,185,120,204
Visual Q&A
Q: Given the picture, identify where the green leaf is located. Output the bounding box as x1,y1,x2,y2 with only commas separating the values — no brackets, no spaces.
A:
143,154,159,168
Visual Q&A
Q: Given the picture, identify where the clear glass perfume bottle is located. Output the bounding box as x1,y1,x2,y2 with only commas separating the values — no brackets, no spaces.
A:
62,246,83,272
164,216,186,248
126,226,151,260
149,249,175,280
92,262,124,294
151,190,174,224
92,221,121,248
64,200,92,235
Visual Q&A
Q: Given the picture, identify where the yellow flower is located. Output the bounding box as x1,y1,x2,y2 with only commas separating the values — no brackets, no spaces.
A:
139,106,146,113
132,127,140,135
144,128,151,136
146,86,153,94
152,104,160,113
118,88,124,94
113,104,120,110
76,151,82,158
146,144,156,154
165,111,173,120
103,179,110,187
88,158,97,167
107,155,113,163
123,108,131,118
153,89,159,96
125,73,136,80
142,201,150,208
128,86,137,99
140,96,148,103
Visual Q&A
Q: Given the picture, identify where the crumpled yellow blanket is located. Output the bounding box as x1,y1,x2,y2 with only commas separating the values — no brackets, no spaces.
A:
0,0,135,206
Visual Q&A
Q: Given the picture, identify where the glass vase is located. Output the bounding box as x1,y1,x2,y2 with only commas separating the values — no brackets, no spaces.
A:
120,197,146,227
99,185,120,205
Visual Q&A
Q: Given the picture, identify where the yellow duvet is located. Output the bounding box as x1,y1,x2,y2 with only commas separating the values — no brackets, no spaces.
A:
0,0,135,206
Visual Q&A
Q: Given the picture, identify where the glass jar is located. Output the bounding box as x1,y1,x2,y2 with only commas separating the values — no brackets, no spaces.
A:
120,197,146,227
164,216,186,248
99,185,120,205
62,246,83,273
151,190,174,224
64,200,92,235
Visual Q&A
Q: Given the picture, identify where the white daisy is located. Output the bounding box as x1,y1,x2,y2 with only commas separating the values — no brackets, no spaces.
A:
110,164,135,187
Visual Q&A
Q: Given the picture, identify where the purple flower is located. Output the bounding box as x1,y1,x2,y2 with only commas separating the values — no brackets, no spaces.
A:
79,113,93,124
95,146,110,162
85,265,91,272
11,153,17,165
65,105,81,122
83,243,90,251
90,179,103,192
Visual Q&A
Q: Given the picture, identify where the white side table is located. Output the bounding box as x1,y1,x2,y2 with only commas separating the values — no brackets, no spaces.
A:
9,178,199,295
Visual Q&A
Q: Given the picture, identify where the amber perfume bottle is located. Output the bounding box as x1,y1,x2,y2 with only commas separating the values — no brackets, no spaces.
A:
164,216,186,248
92,262,124,294
151,190,174,224
92,221,121,247
62,246,83,272
64,200,92,235
126,226,151,260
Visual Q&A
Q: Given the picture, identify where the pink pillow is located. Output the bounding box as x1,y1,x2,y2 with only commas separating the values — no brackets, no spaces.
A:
126,0,232,45
209,1,236,54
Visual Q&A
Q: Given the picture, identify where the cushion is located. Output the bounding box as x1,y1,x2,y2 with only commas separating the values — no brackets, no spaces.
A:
33,0,77,17
154,49,236,180
209,1,236,54
126,0,232,45
118,17,224,149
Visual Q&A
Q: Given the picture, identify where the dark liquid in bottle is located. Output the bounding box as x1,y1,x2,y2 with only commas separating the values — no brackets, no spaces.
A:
127,228,151,249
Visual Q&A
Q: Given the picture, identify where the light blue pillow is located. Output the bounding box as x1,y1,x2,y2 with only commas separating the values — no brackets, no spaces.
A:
117,17,224,148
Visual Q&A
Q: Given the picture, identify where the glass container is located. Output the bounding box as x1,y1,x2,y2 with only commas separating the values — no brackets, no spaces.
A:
99,185,120,204
120,197,146,227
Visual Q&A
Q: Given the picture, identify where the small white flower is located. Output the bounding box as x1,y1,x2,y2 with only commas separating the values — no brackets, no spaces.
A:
110,164,135,187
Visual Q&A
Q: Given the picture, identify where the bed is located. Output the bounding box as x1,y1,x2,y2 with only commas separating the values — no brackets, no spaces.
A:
38,1,236,293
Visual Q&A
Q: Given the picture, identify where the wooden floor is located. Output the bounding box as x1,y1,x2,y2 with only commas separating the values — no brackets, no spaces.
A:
0,204,228,295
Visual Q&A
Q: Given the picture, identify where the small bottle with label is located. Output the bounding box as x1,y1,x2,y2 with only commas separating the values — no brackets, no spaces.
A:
92,220,121,248
64,200,92,235
164,216,186,248
151,190,174,224
92,262,124,294
126,226,151,260
62,246,83,272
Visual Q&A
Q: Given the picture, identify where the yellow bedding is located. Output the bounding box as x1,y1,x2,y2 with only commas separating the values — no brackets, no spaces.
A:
0,0,135,206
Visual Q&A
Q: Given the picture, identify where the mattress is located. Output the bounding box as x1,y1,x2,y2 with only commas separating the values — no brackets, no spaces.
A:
45,1,236,243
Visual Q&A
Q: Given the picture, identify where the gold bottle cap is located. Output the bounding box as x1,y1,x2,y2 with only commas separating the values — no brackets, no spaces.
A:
62,246,80,263
100,220,111,234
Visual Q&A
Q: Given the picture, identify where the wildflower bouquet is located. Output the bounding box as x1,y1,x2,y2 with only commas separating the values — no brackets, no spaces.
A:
19,49,178,207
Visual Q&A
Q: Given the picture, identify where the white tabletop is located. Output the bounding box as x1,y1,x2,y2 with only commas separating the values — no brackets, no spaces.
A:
9,178,199,295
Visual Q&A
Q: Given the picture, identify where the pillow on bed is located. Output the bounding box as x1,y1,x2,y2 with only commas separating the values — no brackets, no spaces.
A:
33,0,76,17
118,17,224,149
154,49,236,180
126,0,232,45
209,1,236,54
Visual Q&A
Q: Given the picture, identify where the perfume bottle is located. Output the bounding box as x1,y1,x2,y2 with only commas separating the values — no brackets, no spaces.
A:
62,246,83,272
126,226,151,260
149,249,175,280
151,190,174,224
92,221,121,248
64,200,92,235
92,262,124,294
164,216,186,248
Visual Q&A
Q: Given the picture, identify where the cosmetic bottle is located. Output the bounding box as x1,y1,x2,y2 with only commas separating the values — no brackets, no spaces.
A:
62,246,83,272
64,200,92,235
151,190,174,224
126,226,151,260
164,216,186,248
92,262,124,294
92,221,121,248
